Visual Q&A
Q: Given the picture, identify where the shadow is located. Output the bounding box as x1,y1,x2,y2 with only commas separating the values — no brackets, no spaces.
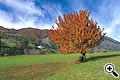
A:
87,54,120,62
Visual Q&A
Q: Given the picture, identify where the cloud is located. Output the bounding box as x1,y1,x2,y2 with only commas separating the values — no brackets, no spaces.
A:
0,0,63,29
0,0,44,16
95,1,120,41
118,35,120,39
0,0,43,29
69,0,120,41
98,0,120,41
42,3,63,18
0,8,37,29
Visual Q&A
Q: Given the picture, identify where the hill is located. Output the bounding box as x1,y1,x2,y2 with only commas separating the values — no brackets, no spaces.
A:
0,26,120,52
18,27,49,39
0,26,49,39
94,36,120,51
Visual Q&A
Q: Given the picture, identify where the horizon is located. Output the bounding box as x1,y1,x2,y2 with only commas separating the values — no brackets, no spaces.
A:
0,0,120,41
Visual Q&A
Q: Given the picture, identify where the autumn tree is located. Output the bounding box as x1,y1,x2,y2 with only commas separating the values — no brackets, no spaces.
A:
48,10,106,62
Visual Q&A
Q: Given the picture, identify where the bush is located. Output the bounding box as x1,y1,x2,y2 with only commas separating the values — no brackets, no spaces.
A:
96,51,101,53
102,50,107,53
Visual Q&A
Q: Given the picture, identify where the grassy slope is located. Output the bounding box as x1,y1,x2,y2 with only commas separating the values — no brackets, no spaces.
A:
0,52,120,80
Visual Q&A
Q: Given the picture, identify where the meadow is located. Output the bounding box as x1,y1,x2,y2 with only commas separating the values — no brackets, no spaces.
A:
0,52,120,80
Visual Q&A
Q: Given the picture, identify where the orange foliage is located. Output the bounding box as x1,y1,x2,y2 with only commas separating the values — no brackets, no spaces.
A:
48,10,106,54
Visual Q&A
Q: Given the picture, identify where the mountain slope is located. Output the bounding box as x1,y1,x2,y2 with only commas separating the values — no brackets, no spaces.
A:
94,36,120,51
18,27,49,39
0,26,120,52
0,26,49,39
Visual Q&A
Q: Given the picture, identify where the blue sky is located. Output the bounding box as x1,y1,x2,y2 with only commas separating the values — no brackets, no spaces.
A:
0,0,120,41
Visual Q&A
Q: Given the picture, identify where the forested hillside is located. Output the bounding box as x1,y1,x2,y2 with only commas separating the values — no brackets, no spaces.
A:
0,26,120,56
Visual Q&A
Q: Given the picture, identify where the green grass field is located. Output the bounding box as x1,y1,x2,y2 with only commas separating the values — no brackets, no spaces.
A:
0,52,120,80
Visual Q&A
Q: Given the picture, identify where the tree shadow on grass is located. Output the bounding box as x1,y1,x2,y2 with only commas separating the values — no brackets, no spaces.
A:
87,54,120,61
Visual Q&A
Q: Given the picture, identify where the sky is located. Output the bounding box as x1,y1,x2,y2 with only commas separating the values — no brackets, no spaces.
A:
0,0,120,41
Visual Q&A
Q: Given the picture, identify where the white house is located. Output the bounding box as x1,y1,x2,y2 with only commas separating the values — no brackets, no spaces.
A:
37,45,44,48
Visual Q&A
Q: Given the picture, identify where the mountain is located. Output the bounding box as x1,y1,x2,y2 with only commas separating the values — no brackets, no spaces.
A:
0,26,49,39
104,36,120,45
0,26,18,33
18,27,49,39
0,26,120,52
94,36,120,51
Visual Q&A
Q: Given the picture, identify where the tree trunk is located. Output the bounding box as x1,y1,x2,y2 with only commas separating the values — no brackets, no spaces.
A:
82,53,86,62
79,53,86,62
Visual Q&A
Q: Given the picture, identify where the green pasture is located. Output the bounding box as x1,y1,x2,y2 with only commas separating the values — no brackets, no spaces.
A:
0,52,120,80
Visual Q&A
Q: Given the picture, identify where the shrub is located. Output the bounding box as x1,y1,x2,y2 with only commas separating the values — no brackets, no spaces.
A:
102,50,107,53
